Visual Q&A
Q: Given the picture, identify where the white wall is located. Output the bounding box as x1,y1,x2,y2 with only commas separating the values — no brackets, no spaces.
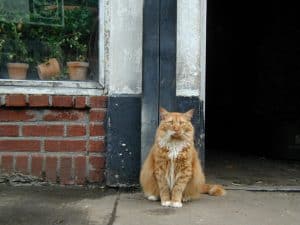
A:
104,0,143,95
176,0,206,100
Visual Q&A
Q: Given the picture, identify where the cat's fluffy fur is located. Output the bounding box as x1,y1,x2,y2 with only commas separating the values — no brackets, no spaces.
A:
140,108,226,208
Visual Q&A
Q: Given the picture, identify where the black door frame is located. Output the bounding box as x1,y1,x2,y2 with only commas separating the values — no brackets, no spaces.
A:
141,0,177,162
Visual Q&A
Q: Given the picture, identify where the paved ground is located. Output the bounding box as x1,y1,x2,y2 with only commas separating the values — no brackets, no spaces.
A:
0,185,300,225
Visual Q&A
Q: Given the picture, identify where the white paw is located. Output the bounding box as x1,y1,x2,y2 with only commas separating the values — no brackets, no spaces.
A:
170,201,182,208
182,197,190,202
147,195,159,201
161,201,171,207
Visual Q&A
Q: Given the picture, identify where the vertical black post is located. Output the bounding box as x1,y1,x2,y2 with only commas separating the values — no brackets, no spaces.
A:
141,0,160,163
106,96,141,186
142,0,177,163
159,0,177,111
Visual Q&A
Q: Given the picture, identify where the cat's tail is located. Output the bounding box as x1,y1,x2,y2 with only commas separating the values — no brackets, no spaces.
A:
200,184,226,196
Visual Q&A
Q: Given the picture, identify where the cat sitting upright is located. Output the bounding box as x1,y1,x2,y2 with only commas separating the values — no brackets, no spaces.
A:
140,108,226,208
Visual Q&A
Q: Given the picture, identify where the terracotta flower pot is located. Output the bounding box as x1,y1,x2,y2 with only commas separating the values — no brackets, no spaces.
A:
67,61,89,81
7,63,29,80
37,58,61,80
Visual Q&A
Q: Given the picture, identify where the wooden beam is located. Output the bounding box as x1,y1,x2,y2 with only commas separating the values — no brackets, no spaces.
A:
141,0,160,163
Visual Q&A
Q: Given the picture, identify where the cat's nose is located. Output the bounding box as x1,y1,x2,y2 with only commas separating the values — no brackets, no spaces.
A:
173,126,179,131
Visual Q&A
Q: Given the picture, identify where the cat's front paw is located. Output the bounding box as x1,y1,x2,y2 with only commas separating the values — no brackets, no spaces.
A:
170,201,183,208
147,195,159,201
161,201,171,207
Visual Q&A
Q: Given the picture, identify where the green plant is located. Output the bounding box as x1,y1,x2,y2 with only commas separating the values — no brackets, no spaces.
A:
0,38,5,63
62,6,93,62
0,22,32,63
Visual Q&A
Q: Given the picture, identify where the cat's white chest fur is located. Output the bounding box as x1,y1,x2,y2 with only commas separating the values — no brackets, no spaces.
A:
158,131,189,160
158,131,189,189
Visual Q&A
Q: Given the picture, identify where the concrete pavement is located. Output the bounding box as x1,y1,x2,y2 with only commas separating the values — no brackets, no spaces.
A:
0,185,300,225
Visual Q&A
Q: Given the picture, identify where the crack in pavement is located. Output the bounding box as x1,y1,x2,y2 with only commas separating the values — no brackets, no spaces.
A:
107,193,120,225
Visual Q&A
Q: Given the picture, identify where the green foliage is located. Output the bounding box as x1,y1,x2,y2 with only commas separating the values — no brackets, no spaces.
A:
0,22,32,63
61,6,93,61
0,38,5,63
0,2,95,77
24,5,93,63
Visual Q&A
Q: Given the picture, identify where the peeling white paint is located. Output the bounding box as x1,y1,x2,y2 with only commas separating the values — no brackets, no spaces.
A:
176,0,204,97
107,0,143,95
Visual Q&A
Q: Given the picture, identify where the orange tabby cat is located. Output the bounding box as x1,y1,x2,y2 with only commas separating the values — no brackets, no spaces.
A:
140,108,225,208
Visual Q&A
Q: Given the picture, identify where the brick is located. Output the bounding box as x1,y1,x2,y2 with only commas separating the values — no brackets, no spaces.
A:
88,170,104,183
15,155,28,174
67,125,86,136
0,125,19,137
0,140,40,152
23,125,64,137
90,109,106,122
45,156,57,183
89,96,107,108
45,140,86,152
31,155,44,177
0,109,36,122
52,96,73,107
5,94,27,107
1,154,13,173
89,140,105,153
88,156,105,182
74,156,86,185
89,156,105,170
29,95,49,107
90,124,105,136
60,156,73,185
43,110,85,121
88,156,105,183
75,96,86,109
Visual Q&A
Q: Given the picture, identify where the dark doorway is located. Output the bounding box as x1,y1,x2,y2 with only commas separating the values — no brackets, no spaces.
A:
205,1,300,187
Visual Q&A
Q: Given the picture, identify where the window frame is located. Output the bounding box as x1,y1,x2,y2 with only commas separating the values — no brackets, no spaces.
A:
0,0,105,96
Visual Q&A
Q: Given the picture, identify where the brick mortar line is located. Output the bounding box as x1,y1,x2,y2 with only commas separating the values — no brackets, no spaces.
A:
0,136,105,140
0,152,105,157
71,156,75,181
41,139,45,153
0,122,104,126
12,153,16,171
57,156,61,181
28,154,32,174
1,94,107,105
49,95,53,106
63,124,67,137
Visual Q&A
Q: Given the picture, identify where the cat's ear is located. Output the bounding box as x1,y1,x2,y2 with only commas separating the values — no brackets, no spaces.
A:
160,107,169,120
184,109,194,120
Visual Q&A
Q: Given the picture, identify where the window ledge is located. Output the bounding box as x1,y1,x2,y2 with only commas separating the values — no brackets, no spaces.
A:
0,79,105,96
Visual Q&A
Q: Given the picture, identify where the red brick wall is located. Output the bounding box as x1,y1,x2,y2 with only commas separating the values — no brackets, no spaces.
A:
0,94,107,185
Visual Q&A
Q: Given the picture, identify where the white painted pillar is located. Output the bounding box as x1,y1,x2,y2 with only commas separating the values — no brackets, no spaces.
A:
176,0,207,105
104,0,143,95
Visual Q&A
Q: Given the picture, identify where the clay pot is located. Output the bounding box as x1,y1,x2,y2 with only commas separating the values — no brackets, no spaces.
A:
37,58,61,80
67,61,89,81
7,63,29,80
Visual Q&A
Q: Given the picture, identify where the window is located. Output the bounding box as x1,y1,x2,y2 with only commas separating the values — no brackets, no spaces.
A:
0,0,101,87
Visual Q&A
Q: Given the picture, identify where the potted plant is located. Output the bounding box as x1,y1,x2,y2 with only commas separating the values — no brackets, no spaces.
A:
23,21,64,80
36,37,63,80
64,33,89,81
2,22,32,80
62,6,92,81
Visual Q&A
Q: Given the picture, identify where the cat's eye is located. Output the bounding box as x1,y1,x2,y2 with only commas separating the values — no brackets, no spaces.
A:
167,121,173,124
